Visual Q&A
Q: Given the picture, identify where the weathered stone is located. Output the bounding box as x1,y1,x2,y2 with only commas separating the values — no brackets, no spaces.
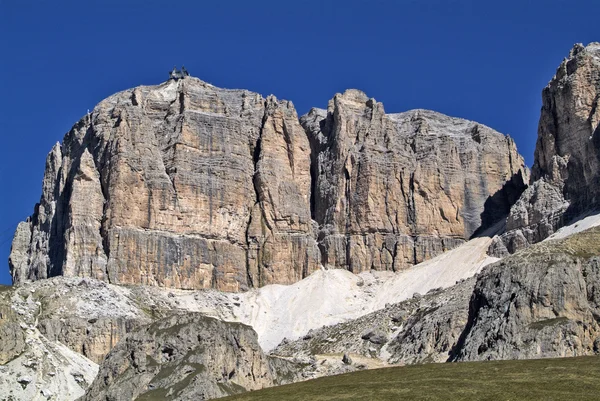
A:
454,226,600,361
10,78,526,290
38,317,140,364
303,94,527,273
82,313,279,401
11,79,319,291
0,298,26,365
8,221,32,286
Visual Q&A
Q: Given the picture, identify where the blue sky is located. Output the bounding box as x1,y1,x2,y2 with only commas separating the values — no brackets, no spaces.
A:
0,0,598,285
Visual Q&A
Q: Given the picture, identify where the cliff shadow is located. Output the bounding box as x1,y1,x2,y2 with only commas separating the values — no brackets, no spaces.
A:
470,170,528,239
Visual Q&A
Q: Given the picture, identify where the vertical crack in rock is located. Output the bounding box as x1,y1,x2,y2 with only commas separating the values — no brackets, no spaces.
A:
407,172,417,229
282,120,295,177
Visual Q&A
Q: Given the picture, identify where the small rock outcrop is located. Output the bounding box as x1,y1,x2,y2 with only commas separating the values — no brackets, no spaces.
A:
0,289,26,365
82,313,284,401
494,42,600,253
9,77,526,290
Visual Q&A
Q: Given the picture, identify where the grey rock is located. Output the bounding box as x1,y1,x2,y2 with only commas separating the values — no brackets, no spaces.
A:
37,316,141,364
0,321,26,365
342,353,352,365
82,313,289,401
303,96,527,273
454,226,600,361
361,329,388,345
8,221,33,284
496,43,600,253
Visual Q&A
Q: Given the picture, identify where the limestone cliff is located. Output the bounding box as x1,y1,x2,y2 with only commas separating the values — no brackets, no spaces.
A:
9,78,526,290
10,79,319,291
493,42,600,254
304,92,527,272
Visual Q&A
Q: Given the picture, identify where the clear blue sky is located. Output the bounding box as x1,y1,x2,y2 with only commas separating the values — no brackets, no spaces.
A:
1,0,598,285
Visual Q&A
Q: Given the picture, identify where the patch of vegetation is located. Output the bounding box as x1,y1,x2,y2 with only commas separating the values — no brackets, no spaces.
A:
529,317,570,330
137,362,207,401
0,285,12,293
148,363,179,385
135,387,169,401
217,381,247,396
148,321,189,336
554,227,600,259
222,355,600,401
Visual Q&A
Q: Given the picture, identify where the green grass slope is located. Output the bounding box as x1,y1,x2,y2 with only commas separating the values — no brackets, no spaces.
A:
222,356,600,401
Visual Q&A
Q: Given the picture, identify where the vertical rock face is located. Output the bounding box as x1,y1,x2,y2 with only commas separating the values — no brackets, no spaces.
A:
303,90,527,272
10,78,526,290
494,43,600,254
10,78,318,291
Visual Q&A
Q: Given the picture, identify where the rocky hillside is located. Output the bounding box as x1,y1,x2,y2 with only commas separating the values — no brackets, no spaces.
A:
454,226,600,361
9,78,526,291
271,222,600,366
82,313,296,401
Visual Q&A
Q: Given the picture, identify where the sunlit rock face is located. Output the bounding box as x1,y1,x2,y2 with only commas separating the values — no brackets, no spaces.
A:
303,90,527,273
10,78,526,290
492,43,600,255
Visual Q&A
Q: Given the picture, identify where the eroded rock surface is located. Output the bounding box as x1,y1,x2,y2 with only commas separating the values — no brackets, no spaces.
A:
0,284,99,401
10,79,319,291
82,313,290,401
455,226,600,361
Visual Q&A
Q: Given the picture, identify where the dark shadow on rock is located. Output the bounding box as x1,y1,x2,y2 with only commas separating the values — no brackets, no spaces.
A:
471,170,528,239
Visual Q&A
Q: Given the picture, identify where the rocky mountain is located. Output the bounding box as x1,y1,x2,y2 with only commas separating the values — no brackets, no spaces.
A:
4,42,600,401
9,78,526,291
492,42,600,254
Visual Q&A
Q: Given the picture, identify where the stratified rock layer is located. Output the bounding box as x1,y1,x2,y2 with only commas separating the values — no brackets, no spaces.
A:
10,79,319,291
10,78,526,290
